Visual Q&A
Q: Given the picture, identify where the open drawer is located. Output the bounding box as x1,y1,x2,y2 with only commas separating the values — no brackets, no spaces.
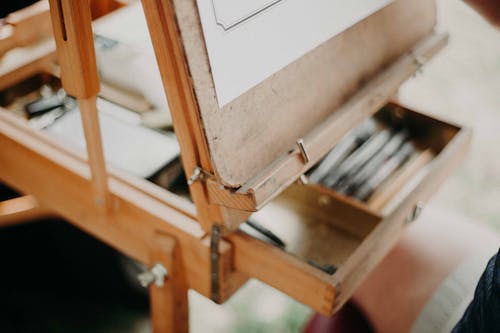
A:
229,103,471,316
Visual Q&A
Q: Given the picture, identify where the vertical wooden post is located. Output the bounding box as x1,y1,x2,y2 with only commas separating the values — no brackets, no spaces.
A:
141,0,250,232
48,0,109,209
149,234,189,333
79,96,109,207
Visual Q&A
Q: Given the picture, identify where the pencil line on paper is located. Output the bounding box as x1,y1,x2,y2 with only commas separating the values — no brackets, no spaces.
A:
212,0,285,31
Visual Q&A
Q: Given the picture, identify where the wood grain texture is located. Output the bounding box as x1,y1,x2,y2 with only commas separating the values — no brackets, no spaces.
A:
149,234,189,333
48,0,99,98
0,0,472,320
229,231,337,316
79,96,110,208
284,184,382,239
0,103,198,219
49,0,109,207
229,103,470,316
174,0,437,187
141,0,248,231
0,111,247,302
0,195,55,228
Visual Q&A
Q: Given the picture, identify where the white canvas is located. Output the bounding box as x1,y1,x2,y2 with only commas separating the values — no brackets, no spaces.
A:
196,0,394,106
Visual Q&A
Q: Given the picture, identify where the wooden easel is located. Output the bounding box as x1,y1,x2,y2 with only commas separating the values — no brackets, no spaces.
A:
0,0,471,332
1,1,244,331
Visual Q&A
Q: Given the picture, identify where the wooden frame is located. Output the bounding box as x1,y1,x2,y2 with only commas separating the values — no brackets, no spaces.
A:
0,100,471,329
0,1,471,332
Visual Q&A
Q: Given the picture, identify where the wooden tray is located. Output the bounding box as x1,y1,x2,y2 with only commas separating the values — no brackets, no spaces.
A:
228,103,471,314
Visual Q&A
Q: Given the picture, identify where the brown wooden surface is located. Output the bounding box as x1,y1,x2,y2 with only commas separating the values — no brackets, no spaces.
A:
229,231,338,316
175,0,437,188
206,33,448,211
141,0,248,232
90,0,127,19
49,0,109,208
48,0,99,99
0,55,469,319
0,110,248,303
0,0,52,57
0,195,55,228
283,184,382,239
229,103,470,316
0,0,472,323
78,96,110,208
149,234,189,333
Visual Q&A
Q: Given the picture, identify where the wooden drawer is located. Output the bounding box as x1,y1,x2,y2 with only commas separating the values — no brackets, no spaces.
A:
229,103,470,315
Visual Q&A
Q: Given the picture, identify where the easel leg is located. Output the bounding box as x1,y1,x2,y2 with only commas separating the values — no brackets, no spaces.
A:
149,234,189,333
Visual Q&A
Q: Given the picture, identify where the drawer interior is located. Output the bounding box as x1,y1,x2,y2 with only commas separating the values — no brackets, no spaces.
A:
0,73,61,118
249,185,380,271
235,103,469,315
0,72,185,189
305,103,461,218
247,103,463,263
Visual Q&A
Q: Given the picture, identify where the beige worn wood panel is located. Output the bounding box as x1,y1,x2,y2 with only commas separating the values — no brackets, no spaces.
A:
173,0,437,187
251,193,370,267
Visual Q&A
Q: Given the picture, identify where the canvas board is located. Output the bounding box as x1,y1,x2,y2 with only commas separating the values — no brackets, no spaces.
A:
172,0,437,187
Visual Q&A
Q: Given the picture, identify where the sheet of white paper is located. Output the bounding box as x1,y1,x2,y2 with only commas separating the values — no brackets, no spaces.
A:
45,99,180,178
196,0,394,107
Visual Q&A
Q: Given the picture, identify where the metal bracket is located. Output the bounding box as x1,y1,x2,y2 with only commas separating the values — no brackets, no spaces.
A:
406,201,425,224
210,224,221,302
296,138,310,164
411,52,426,74
187,166,214,185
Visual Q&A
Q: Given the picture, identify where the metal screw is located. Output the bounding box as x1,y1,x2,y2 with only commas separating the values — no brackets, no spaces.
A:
406,201,424,224
187,167,202,185
318,195,331,207
138,263,168,288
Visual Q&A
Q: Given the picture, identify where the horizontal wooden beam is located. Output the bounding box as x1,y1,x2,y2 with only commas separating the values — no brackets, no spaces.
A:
0,111,247,301
228,231,337,316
